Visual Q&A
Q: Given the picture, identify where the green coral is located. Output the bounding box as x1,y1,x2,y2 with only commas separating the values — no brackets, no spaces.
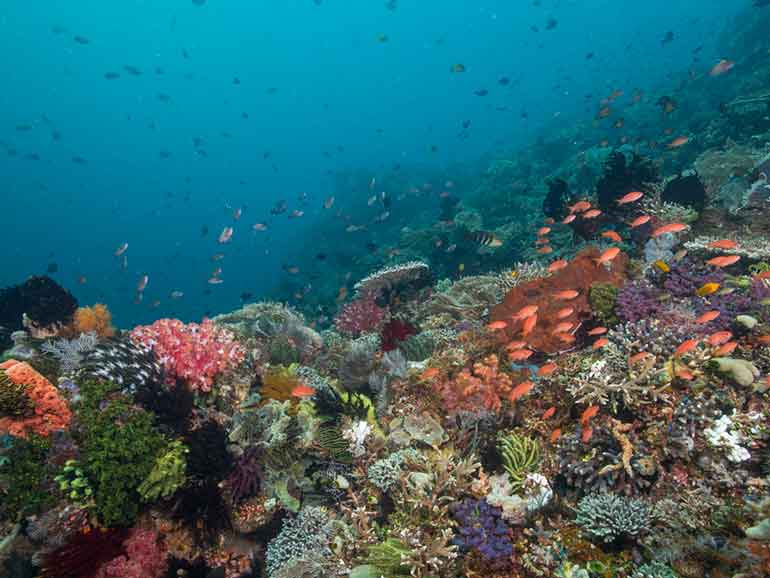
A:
0,371,34,418
498,431,541,493
364,538,412,577
76,380,167,526
54,459,94,504
266,506,334,577
575,492,653,544
137,439,188,502
368,448,421,492
267,335,301,366
0,435,54,521
632,561,679,578
589,282,620,327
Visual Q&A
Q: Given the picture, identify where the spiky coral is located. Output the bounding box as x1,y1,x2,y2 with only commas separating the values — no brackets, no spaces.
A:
575,492,653,544
0,360,71,439
435,354,514,414
72,304,115,338
137,439,188,502
129,318,245,392
498,432,541,492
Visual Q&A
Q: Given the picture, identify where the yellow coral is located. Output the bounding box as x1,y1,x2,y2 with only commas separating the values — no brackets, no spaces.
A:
260,364,301,404
72,303,115,338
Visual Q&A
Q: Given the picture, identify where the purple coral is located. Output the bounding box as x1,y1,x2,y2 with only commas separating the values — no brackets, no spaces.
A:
616,281,664,323
334,293,386,336
226,448,262,504
451,498,513,563
695,290,753,332
664,259,725,299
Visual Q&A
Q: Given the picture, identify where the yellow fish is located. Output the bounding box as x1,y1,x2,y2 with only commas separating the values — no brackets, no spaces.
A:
696,282,720,297
458,263,465,272
653,260,670,273
510,270,518,277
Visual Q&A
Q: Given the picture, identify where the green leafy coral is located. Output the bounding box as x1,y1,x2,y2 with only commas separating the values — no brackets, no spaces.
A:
54,459,94,504
0,435,54,521
498,431,541,493
363,538,413,577
137,439,188,502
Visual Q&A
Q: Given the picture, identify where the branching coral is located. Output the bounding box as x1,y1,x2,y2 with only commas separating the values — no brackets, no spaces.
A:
265,506,335,578
0,359,71,439
130,318,245,392
435,354,514,414
575,492,653,544
41,331,98,373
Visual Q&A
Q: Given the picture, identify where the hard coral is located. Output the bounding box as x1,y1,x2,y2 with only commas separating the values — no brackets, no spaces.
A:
490,247,628,353
0,359,71,439
72,304,115,338
129,318,245,393
436,354,514,414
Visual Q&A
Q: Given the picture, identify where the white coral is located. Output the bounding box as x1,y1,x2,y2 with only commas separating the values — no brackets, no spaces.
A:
704,414,751,463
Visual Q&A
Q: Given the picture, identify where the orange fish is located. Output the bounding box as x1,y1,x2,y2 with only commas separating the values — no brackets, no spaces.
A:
709,59,735,77
569,200,592,213
583,209,602,219
675,367,694,381
537,363,558,377
556,307,574,319
291,385,316,398
506,340,529,351
562,214,577,224
544,218,555,224
706,255,741,268
596,247,621,264
707,331,733,346
601,230,622,242
713,341,738,357
419,367,440,381
553,290,579,300
628,351,649,365
616,191,644,205
707,239,738,250
581,427,594,443
548,259,569,273
537,226,552,236
695,310,721,324
754,271,770,281
513,305,539,320
592,337,609,350
556,333,576,344
580,405,599,426
535,237,550,245
674,338,699,357
509,380,535,402
487,321,508,331
521,314,538,337
667,136,690,149
758,335,770,345
552,322,574,335
629,215,651,228
218,226,234,244
549,428,562,443
587,327,607,336
537,246,553,254
509,349,534,362
651,223,688,237
542,406,556,419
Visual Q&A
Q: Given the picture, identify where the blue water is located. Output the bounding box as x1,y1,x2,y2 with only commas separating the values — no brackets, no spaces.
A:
0,0,750,327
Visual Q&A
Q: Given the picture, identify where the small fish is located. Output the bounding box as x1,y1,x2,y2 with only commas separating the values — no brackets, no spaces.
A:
587,327,607,336
548,259,568,273
706,255,740,267
580,405,599,426
451,63,466,73
136,274,149,292
468,231,503,247
562,214,577,224
675,366,694,381
542,406,556,419
283,265,300,274
537,363,558,377
601,230,622,242
581,427,594,443
513,305,539,320
253,223,268,231
506,340,529,351
508,380,534,401
629,215,651,228
509,349,534,361
709,59,735,77
651,223,688,237
696,282,720,297
556,307,574,319
114,242,129,257
667,136,690,149
323,196,335,209
487,321,508,331
291,385,316,398
218,226,234,244
568,200,592,213
537,226,551,236
712,341,738,357
695,310,720,324
537,246,553,254
653,259,670,273
211,253,225,261
549,428,562,443
628,351,650,365
674,338,699,357
419,367,440,381
170,291,184,299
592,337,609,350
552,322,574,335
556,333,576,344
289,210,304,219
208,276,223,285
232,207,242,220
595,247,620,264
707,239,738,250
707,331,733,346
77,275,87,285
582,209,602,219
521,314,538,337
619,192,644,206
553,290,579,300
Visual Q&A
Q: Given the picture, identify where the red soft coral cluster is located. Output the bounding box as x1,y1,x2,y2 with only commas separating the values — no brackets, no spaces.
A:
436,354,514,414
334,292,386,336
97,529,167,578
0,359,71,439
130,318,245,393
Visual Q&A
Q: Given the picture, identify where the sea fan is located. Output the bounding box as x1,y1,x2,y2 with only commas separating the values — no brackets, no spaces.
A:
41,332,99,373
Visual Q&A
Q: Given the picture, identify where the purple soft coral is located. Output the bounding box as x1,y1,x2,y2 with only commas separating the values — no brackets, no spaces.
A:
616,280,664,323
664,258,725,299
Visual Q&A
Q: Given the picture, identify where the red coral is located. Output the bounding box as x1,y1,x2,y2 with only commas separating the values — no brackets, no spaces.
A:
436,354,513,414
490,247,628,354
380,318,417,351
0,359,71,439
334,293,386,335
129,318,245,393
97,529,167,578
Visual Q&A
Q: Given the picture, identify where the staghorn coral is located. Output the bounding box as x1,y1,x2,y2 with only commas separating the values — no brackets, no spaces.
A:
71,304,115,339
265,506,335,578
575,492,653,544
130,318,245,393
435,354,514,414
0,360,71,439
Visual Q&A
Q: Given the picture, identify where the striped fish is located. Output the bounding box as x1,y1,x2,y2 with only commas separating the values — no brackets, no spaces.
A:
467,230,503,247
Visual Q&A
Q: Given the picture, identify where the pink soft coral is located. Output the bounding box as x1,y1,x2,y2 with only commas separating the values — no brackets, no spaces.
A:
97,529,167,578
334,292,386,336
436,354,513,414
129,318,245,392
